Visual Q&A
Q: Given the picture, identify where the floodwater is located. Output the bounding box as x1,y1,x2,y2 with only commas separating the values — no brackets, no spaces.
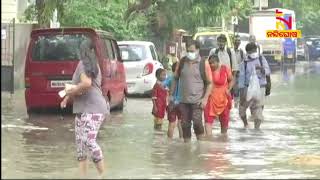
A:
2,61,320,179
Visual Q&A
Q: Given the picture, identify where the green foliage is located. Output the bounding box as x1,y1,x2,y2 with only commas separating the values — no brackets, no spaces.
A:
23,0,252,40
60,0,149,40
23,0,319,44
22,0,66,27
128,0,252,40
21,4,37,22
279,0,320,35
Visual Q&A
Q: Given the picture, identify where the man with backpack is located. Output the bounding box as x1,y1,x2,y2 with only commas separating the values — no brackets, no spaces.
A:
238,43,271,130
234,35,246,64
249,34,263,56
233,35,246,108
209,34,238,76
170,40,213,143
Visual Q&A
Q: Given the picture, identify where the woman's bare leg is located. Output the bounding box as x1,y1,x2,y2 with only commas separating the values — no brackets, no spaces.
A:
167,121,176,139
221,127,228,134
177,120,183,138
79,159,89,178
205,123,213,137
95,160,105,178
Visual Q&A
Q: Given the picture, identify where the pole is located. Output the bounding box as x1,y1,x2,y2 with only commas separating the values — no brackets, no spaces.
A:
237,24,239,34
222,16,225,31
11,18,15,94
178,33,182,59
259,0,262,11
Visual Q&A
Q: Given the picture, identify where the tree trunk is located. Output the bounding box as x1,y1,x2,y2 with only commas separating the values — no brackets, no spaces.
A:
36,0,50,28
124,0,153,20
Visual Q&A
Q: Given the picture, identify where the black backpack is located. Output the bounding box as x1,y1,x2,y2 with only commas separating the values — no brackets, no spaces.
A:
239,49,244,60
215,48,232,69
244,56,271,96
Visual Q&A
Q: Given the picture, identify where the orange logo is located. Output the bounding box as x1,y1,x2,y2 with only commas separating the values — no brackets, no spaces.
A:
266,9,301,38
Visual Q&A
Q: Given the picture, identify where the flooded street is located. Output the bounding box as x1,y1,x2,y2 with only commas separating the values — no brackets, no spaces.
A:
2,61,320,179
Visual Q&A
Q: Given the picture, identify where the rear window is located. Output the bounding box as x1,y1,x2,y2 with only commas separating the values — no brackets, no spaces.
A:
31,34,91,61
196,35,218,49
119,44,147,62
312,39,320,47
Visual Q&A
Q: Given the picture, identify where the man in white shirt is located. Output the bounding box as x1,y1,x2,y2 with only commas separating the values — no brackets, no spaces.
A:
233,35,246,108
234,35,246,64
249,35,263,55
209,34,238,75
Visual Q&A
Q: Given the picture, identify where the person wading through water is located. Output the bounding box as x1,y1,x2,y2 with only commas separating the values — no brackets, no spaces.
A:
170,40,213,143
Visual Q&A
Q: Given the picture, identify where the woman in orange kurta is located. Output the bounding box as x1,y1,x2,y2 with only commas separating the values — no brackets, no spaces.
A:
204,54,234,136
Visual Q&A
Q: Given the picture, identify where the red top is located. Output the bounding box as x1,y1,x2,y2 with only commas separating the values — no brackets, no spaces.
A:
207,65,233,117
151,82,168,119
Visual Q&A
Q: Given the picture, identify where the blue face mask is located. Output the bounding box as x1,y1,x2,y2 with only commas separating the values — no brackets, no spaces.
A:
187,52,197,60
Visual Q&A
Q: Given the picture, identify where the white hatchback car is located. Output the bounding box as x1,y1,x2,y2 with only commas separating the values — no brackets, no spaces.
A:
118,41,163,95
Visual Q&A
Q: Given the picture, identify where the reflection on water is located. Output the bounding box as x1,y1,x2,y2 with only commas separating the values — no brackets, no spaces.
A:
2,62,320,178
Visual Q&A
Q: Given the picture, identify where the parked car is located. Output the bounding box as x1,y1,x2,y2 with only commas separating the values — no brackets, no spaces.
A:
25,28,127,112
297,38,305,60
118,41,163,95
305,36,320,61
193,27,234,59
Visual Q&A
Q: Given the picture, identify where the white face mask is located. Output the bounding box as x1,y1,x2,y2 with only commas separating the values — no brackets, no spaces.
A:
249,52,259,59
187,52,197,60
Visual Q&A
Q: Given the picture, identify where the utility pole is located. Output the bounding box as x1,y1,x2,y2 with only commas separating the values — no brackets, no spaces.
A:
259,0,262,11
231,15,238,36
222,16,225,31
50,8,60,28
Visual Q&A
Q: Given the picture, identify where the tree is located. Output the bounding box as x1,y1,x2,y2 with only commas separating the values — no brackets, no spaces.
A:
23,0,65,28
60,0,149,40
124,0,252,55
280,0,320,35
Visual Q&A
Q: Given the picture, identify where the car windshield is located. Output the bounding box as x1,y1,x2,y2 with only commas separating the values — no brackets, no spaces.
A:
312,39,320,47
31,34,91,61
119,44,147,61
196,35,218,49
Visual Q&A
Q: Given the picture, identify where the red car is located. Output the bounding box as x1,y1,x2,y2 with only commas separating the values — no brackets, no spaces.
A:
25,28,127,113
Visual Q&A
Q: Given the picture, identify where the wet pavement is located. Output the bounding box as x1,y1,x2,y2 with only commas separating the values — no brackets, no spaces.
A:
2,61,320,179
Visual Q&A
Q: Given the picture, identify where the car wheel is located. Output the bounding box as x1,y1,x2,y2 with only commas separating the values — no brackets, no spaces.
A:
115,91,126,111
27,107,41,114
27,107,33,114
144,90,152,98
117,98,124,111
